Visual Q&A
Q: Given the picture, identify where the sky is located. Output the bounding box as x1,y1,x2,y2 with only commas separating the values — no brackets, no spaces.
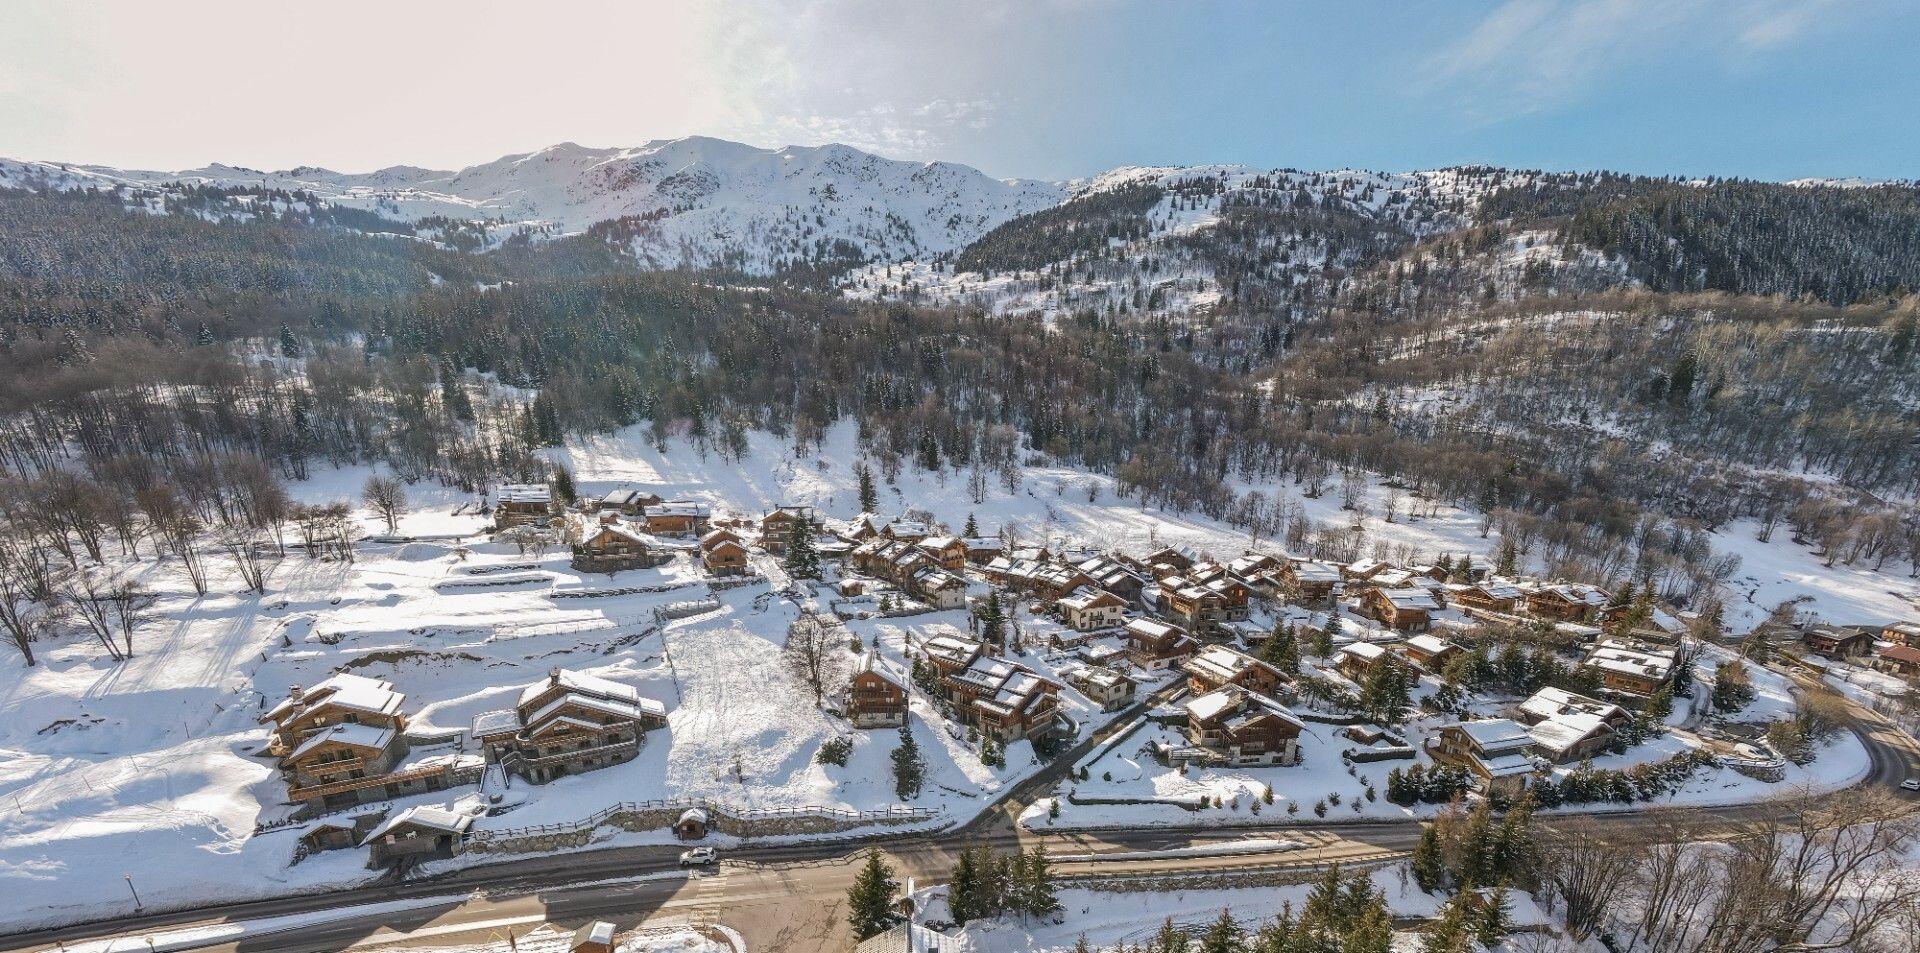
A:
1,0,1914,182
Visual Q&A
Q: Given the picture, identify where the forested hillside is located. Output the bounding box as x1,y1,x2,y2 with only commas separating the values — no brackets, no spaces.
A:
2,161,1917,619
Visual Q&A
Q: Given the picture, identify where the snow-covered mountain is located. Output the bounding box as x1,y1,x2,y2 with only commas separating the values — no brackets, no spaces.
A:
0,137,1066,275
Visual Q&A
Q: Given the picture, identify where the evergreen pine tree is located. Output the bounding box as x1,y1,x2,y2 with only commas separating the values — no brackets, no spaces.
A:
1411,826,1445,892
963,512,979,538
1475,886,1514,948
948,847,979,924
196,322,217,347
1197,909,1244,953
551,464,576,504
1495,538,1519,577
978,589,1007,648
1023,847,1059,918
891,723,924,799
784,516,821,580
845,848,899,941
1419,892,1475,953
856,463,878,513
279,322,301,359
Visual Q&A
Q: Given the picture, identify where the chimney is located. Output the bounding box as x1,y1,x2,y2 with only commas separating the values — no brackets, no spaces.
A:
549,667,563,685
288,685,304,701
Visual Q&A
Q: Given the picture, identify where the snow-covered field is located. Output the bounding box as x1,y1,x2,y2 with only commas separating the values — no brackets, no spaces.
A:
1,420,1911,933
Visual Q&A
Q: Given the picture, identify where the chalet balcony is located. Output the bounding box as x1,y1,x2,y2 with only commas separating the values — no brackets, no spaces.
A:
287,762,441,802
517,736,640,770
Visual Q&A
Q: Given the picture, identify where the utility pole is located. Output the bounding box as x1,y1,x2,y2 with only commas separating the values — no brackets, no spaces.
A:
124,872,142,912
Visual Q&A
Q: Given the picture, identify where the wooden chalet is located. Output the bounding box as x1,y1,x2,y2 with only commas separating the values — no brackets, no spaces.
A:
701,533,749,576
1359,586,1442,631
1077,555,1148,605
1182,644,1286,697
1124,617,1198,671
944,656,1061,742
1801,624,1875,660
1182,686,1304,767
1877,645,1920,680
1512,687,1630,764
759,505,815,553
1579,640,1676,698
1525,584,1610,623
1400,633,1460,670
1063,664,1135,712
494,483,554,530
1056,589,1127,632
917,535,970,571
597,488,664,516
1431,719,1537,796
641,501,711,538
1278,560,1342,604
471,668,666,784
920,634,986,679
1883,621,1920,649
1335,641,1394,681
571,515,669,573
844,653,908,728
1449,581,1524,614
363,805,474,868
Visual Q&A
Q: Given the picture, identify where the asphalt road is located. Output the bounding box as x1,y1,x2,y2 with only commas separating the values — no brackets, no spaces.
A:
7,692,1916,953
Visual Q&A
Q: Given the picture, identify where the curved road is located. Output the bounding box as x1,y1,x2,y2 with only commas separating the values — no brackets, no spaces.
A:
5,695,1915,953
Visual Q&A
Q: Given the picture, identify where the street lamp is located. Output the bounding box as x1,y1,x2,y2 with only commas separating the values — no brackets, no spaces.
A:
124,873,143,912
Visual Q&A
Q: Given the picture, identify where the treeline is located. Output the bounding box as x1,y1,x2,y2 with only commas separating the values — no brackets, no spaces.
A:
1477,174,1920,305
955,181,1163,274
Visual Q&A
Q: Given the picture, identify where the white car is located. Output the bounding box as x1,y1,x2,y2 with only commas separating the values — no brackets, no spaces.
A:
679,846,718,867
1900,778,1920,792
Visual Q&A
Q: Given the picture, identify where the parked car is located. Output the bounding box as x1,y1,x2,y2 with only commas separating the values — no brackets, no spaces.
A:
1900,778,1919,792
679,846,718,867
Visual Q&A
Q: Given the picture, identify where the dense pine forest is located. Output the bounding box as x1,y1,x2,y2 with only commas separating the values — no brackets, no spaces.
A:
2,171,1917,622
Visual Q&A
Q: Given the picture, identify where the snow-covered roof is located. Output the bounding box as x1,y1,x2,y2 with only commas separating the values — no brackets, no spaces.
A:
964,537,1004,552
497,483,551,504
1452,718,1533,753
1058,590,1122,611
287,722,395,761
1475,751,1539,779
1405,634,1453,656
518,669,642,709
1290,562,1343,582
1474,582,1525,600
361,805,473,844
263,673,404,725
471,708,520,738
1516,686,1624,725
1185,687,1242,723
1373,587,1441,610
1184,645,1278,685
1339,641,1388,662
645,500,710,518
1526,712,1611,755
1125,617,1183,641
920,535,961,550
1582,641,1675,683
678,808,708,825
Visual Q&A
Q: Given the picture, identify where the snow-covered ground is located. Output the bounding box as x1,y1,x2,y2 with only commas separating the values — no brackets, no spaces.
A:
1,420,1910,933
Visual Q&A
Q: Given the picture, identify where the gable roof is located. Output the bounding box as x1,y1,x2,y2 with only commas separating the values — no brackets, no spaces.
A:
287,722,396,761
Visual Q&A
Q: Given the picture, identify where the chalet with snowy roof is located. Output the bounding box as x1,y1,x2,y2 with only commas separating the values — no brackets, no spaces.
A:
944,656,1061,741
1160,577,1229,637
494,483,554,529
260,673,407,755
1141,546,1197,575
1400,633,1460,670
1125,617,1199,671
363,805,474,867
1876,645,1920,680
700,532,749,577
1057,589,1127,632
1883,621,1920,649
1062,664,1135,711
571,515,669,573
908,567,969,610
1579,640,1677,698
841,513,883,541
1278,560,1343,604
1227,552,1282,580
1336,640,1397,681
263,675,480,810
597,488,664,516
759,505,815,553
1076,555,1148,605
1183,686,1304,766
844,653,908,728
881,520,930,544
920,634,986,679
962,537,1004,564
1450,581,1524,614
1342,558,1389,581
641,500,710,537
471,668,667,783
1800,624,1875,660
1511,687,1630,764
1359,586,1442,631
1431,719,1538,796
573,921,618,953
916,535,969,571
984,557,1093,602
1183,644,1287,697
1526,583,1610,624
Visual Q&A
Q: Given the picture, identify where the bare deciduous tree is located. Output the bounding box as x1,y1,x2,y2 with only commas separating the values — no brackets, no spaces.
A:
784,613,845,708
361,475,407,535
